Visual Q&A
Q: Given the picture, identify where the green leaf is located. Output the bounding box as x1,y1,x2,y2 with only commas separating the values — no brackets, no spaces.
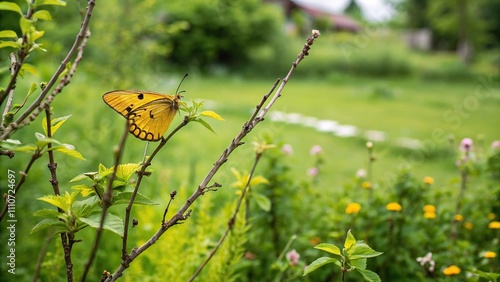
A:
348,258,367,270
471,270,500,281
193,118,216,134
200,110,224,121
303,257,341,276
0,41,19,49
344,229,356,249
29,28,44,41
115,163,140,181
70,172,97,183
253,192,271,212
0,2,22,14
38,192,77,212
54,145,86,160
30,218,66,234
347,242,383,260
71,184,96,197
356,268,381,282
32,9,52,20
33,208,62,218
315,243,342,256
13,144,37,153
34,0,67,7
112,192,157,206
21,63,38,76
79,213,124,237
19,17,32,36
0,30,17,38
73,197,99,218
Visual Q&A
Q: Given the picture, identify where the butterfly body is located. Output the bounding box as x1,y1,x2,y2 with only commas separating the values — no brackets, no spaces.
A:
103,90,182,141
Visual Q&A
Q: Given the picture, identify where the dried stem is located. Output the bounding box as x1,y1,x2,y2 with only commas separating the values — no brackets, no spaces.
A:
104,30,321,282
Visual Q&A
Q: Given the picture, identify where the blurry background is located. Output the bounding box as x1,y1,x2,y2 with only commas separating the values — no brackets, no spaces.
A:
0,0,499,281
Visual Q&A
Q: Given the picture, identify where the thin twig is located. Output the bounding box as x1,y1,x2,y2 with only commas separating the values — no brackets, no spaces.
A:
80,118,129,282
104,30,321,282
0,0,95,141
188,152,263,281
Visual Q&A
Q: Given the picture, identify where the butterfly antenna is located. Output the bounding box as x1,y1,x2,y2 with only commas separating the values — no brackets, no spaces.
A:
175,73,188,95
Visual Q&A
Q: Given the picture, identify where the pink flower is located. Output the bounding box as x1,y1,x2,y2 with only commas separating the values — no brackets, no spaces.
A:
492,140,500,149
282,144,293,155
307,167,318,176
286,249,300,266
356,169,366,179
460,138,473,152
310,145,322,155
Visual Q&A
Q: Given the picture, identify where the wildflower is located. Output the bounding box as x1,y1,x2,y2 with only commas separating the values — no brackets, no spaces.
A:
362,181,372,189
454,214,464,222
484,251,497,259
464,222,473,230
310,145,322,155
356,169,366,179
366,141,373,149
488,221,500,229
281,144,293,155
386,202,402,212
488,213,496,220
459,138,473,152
423,176,434,185
307,167,318,177
416,252,435,272
346,203,361,214
443,265,461,276
423,205,436,213
286,249,300,266
424,212,436,219
492,140,500,149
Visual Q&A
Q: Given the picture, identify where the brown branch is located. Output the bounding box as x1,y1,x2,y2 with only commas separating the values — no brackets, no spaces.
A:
104,30,321,282
0,0,95,141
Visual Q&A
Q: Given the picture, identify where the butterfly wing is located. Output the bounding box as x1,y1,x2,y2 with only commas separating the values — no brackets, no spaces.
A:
103,90,181,141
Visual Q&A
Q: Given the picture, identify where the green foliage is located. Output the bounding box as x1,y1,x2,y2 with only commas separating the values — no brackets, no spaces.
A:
160,0,284,70
304,230,383,282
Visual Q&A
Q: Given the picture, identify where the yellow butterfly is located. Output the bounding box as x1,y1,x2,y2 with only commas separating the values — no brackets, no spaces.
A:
103,90,182,141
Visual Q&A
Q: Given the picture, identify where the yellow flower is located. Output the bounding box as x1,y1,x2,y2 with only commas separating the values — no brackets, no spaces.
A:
346,203,362,214
488,213,496,220
386,202,402,212
424,212,436,219
423,205,436,213
488,221,500,229
362,181,372,189
484,251,496,259
423,176,434,185
454,214,464,222
463,222,473,230
443,265,461,276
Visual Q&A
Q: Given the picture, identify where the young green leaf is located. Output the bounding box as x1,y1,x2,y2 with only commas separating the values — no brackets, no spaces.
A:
0,2,23,14
347,242,383,260
71,184,95,197
471,270,500,281
303,257,341,276
348,258,367,270
112,192,157,206
34,0,67,7
32,9,52,20
253,192,271,212
54,144,86,160
193,118,217,134
114,163,141,181
344,229,356,249
42,114,71,136
30,218,66,234
0,41,19,49
79,212,124,237
33,208,63,218
200,110,224,121
19,17,32,36
356,268,381,282
314,243,342,256
0,30,17,38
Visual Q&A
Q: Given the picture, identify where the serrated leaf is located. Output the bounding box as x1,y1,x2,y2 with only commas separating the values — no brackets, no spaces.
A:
112,192,157,206
347,243,383,260
356,268,381,282
34,0,67,6
71,184,96,197
0,41,19,49
0,30,17,38
33,208,62,218
194,118,216,134
73,197,99,217
344,229,356,249
32,9,52,20
315,243,342,256
0,2,22,14
253,192,271,212
30,218,66,234
38,192,77,212
303,257,341,276
348,258,367,270
200,110,224,121
114,163,140,181
79,213,124,237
